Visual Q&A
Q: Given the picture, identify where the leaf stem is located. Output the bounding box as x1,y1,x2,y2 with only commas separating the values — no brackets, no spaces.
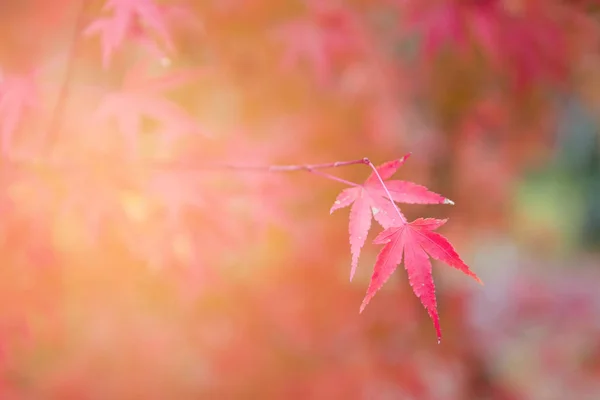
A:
364,158,407,224
193,158,370,172
307,168,359,187
149,157,364,186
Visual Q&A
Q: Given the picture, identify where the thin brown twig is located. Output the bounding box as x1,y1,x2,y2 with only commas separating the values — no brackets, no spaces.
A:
4,150,406,221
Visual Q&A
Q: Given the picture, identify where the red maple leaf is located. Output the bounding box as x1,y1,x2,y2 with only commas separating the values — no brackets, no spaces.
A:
84,0,198,68
401,0,570,91
272,2,367,86
360,218,482,342
0,70,39,154
330,154,453,281
93,64,206,156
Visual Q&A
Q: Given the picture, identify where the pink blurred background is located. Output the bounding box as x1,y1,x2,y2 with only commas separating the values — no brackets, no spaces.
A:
0,1,599,399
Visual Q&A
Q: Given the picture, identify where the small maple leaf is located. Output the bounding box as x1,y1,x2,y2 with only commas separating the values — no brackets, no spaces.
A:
330,153,453,281
0,70,39,153
84,0,198,68
402,1,569,91
93,65,205,156
360,218,482,342
401,2,469,64
272,2,367,86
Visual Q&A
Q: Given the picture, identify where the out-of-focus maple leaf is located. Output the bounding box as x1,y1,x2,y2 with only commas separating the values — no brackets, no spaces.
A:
93,64,205,156
402,0,570,91
403,1,469,62
330,154,452,281
84,0,198,67
360,218,482,342
0,70,39,154
272,2,368,86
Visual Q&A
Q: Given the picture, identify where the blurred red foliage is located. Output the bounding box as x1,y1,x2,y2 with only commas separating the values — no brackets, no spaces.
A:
1,0,600,398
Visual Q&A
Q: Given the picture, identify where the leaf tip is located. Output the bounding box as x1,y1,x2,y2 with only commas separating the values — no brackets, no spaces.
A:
467,270,484,285
349,266,356,282
399,152,412,163
329,200,342,214
433,316,442,343
359,297,371,314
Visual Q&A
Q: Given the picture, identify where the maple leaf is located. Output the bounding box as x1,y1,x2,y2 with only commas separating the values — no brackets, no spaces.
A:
93,64,205,156
401,1,570,91
360,218,482,342
330,154,453,281
400,1,469,64
84,0,197,67
272,2,367,86
0,70,39,153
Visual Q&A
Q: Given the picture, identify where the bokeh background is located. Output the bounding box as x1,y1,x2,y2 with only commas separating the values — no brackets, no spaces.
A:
1,0,600,399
